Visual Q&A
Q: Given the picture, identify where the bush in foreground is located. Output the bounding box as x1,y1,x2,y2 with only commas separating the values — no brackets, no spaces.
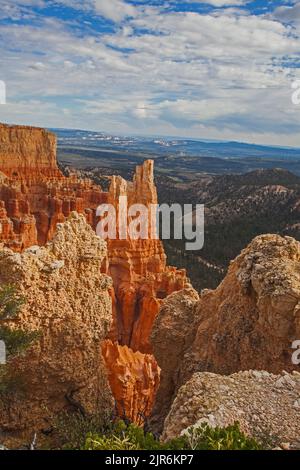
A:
81,420,262,451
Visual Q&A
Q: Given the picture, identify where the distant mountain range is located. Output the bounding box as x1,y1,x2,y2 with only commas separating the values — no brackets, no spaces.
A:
53,128,300,177
52,127,300,160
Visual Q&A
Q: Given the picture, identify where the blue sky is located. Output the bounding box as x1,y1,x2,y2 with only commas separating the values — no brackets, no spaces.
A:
0,0,300,145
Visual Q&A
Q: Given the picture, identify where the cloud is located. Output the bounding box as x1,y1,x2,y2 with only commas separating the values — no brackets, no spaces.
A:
51,0,137,22
272,2,300,25
0,1,300,146
190,0,249,5
93,0,137,22
0,0,137,23
0,0,46,20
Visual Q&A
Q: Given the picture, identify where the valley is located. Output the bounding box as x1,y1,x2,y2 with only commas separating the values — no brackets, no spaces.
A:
57,130,300,291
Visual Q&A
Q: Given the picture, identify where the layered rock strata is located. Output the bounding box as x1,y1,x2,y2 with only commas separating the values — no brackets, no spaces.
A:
0,124,61,179
0,125,106,250
107,160,188,353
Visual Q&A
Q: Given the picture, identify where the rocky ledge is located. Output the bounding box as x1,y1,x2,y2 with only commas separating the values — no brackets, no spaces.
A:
162,370,300,449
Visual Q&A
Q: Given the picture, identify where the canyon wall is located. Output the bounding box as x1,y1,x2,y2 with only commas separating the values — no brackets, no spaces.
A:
103,162,188,420
0,123,189,424
0,127,106,250
151,234,300,432
0,124,61,179
0,213,113,433
2,123,300,441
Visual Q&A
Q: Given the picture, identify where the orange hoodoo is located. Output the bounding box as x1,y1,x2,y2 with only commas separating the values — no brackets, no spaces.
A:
0,123,189,422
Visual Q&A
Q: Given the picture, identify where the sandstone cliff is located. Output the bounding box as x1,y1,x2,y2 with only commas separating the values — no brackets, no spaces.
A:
103,162,188,421
151,234,300,431
150,288,200,432
0,124,107,250
0,212,113,433
0,125,187,353
0,123,189,425
0,124,61,179
162,370,300,448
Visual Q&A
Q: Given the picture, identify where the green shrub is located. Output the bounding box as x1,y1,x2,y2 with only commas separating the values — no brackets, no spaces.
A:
81,420,261,451
0,284,39,396
82,421,187,451
185,422,262,450
0,285,25,320
84,434,140,450
0,326,40,359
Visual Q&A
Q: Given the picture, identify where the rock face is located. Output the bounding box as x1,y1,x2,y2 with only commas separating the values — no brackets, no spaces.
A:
162,370,300,448
0,124,107,250
0,170,106,251
150,288,200,431
107,160,188,354
102,340,160,423
0,212,113,432
151,234,300,431
0,124,61,179
184,234,300,377
102,162,188,420
0,124,187,350
0,123,189,424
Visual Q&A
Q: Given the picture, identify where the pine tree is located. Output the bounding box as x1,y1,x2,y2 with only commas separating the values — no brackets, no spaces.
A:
0,285,39,394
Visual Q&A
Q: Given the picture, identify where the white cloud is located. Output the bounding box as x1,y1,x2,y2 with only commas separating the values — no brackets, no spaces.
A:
0,0,46,20
0,2,300,145
93,0,136,22
51,0,137,22
272,2,300,26
0,0,137,22
191,0,249,5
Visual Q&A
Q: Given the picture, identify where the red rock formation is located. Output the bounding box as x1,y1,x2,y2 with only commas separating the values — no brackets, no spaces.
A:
0,123,189,423
102,340,160,423
0,124,107,250
107,160,188,353
0,123,61,179
102,163,188,418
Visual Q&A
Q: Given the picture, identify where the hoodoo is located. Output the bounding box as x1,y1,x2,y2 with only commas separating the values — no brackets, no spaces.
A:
0,123,189,424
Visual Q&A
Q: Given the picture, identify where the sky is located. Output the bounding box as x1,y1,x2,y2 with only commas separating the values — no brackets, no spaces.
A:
0,0,300,146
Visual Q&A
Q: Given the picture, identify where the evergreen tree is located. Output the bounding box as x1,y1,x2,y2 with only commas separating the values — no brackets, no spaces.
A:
0,285,39,394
